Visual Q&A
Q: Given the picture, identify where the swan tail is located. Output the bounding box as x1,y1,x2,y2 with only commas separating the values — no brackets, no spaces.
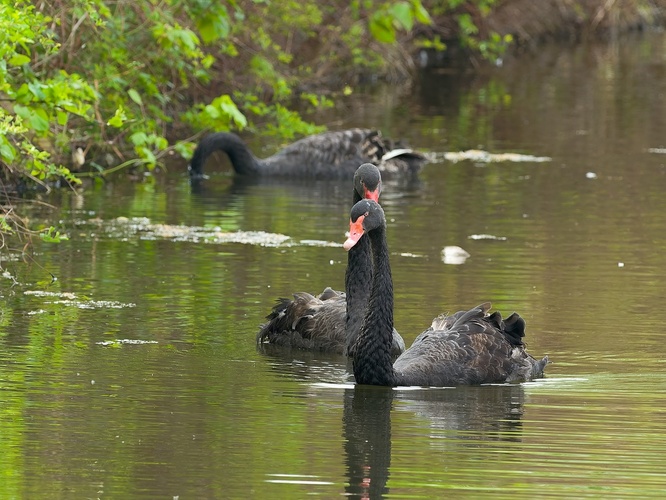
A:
499,312,527,346
452,302,492,329
361,130,427,174
256,288,348,353
256,292,318,345
381,148,427,163
429,303,528,347
471,304,526,347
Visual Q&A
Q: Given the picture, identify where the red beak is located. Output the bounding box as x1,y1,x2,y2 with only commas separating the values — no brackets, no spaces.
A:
343,215,366,251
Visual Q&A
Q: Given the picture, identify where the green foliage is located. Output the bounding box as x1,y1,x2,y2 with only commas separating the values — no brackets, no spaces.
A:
182,95,248,132
0,0,507,198
0,1,94,187
422,0,510,60
370,1,432,43
129,132,169,168
233,94,326,139
39,227,69,243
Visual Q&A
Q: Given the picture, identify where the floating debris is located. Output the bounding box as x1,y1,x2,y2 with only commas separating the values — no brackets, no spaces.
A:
24,290,77,299
1,254,23,263
51,299,136,309
79,217,339,248
442,246,471,265
96,339,159,346
24,290,135,309
586,172,598,179
468,234,507,241
443,149,552,164
647,148,666,154
1,269,20,286
398,252,424,258
141,223,292,247
299,239,342,248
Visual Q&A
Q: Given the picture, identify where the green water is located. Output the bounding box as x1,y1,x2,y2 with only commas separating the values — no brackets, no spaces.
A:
1,32,665,498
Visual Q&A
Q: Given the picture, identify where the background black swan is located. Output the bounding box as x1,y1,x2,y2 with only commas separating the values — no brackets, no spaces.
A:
256,164,405,356
343,199,549,387
189,129,426,179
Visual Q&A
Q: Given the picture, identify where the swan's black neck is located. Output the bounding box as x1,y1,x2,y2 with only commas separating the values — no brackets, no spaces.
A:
189,133,261,177
345,189,372,355
345,235,372,355
352,224,397,386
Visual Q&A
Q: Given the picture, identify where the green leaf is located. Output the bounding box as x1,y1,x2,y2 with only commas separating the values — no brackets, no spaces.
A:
107,106,127,128
129,131,148,146
0,135,17,162
28,81,46,100
13,104,30,120
201,54,215,69
56,110,68,126
40,227,69,243
136,146,156,165
412,0,432,25
30,108,50,133
369,13,396,44
390,2,414,31
198,19,216,44
215,95,247,128
249,55,275,79
173,141,194,159
197,13,230,44
14,84,30,100
128,88,143,105
8,54,31,66
204,104,220,119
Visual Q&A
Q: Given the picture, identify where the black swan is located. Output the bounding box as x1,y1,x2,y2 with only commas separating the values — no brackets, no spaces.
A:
188,129,426,179
256,164,406,356
343,199,549,387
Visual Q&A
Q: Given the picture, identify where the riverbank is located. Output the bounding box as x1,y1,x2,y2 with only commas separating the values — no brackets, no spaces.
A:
415,0,665,67
487,0,665,45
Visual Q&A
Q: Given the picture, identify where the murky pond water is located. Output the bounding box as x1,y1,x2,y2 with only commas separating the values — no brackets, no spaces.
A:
2,32,666,498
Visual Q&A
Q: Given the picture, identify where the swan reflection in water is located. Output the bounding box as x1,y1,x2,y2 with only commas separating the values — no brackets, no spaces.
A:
343,386,393,499
343,384,525,498
189,169,424,209
258,347,526,497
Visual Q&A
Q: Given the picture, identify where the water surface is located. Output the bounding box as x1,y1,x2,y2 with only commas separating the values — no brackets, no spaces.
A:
1,31,666,498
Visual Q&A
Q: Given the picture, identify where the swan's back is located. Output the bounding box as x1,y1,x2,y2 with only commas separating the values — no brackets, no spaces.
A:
262,129,425,177
393,303,549,386
257,287,348,353
257,286,406,356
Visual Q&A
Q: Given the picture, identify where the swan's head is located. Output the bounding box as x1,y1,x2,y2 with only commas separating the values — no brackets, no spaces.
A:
343,199,386,251
353,163,382,203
